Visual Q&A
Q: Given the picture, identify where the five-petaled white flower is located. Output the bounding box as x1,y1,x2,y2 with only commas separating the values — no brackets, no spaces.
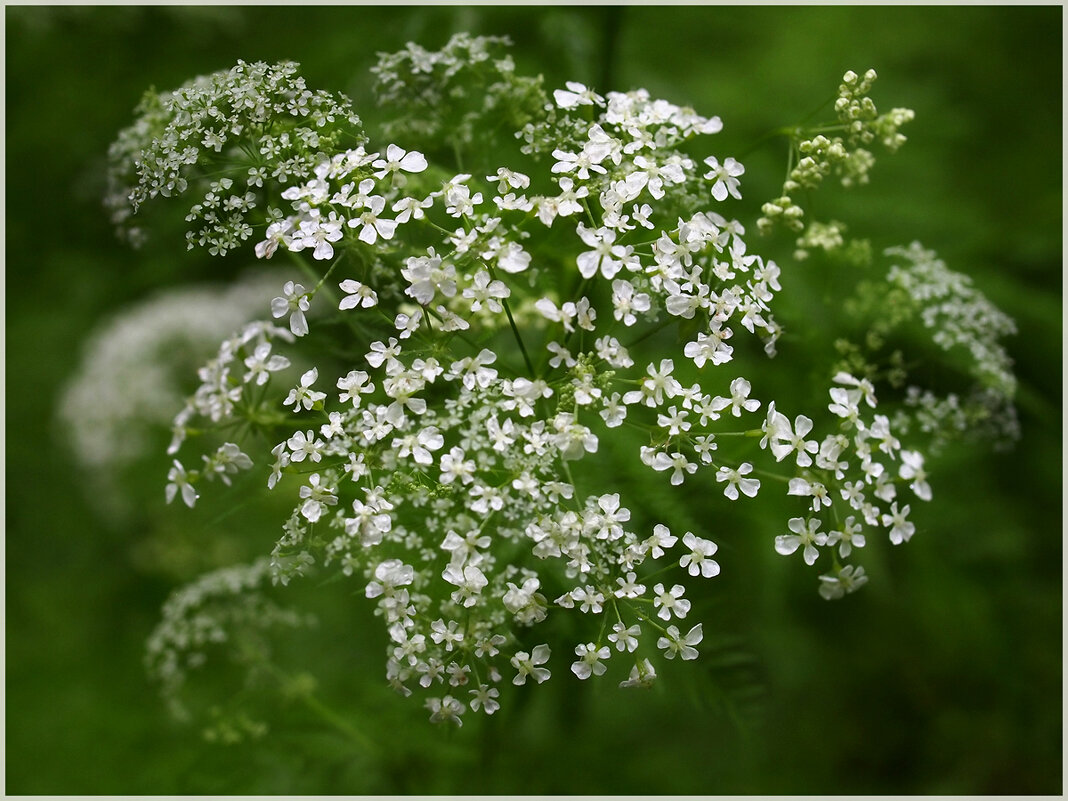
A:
711,377,761,417
271,280,311,336
818,565,869,600
652,583,691,621
679,532,720,578
299,473,338,522
165,460,197,508
715,462,760,499
338,279,378,310
511,644,552,685
776,517,827,565
372,144,428,179
899,450,932,501
652,450,698,485
571,642,610,679
285,367,327,411
576,224,631,279
243,342,290,386
608,622,641,653
704,155,745,201
882,502,915,544
658,624,704,660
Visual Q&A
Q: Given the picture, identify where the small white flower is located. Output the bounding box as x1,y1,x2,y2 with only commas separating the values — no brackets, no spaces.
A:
201,443,253,486
571,642,610,679
372,143,428,178
770,414,819,467
824,516,866,559
337,370,374,407
644,524,678,558
775,517,826,565
284,367,327,411
652,583,690,621
243,342,290,386
287,429,325,462
619,658,658,688
818,565,869,600
657,623,703,660
679,532,720,578
553,81,604,109
346,196,397,244
463,269,510,313
614,571,646,599
882,502,915,544
338,279,378,310
608,622,641,653
899,450,932,501
511,644,551,685
165,460,197,507
299,473,337,522
425,695,464,727
442,563,489,608
468,684,500,715
293,213,344,260
496,241,531,274
711,376,760,417
715,462,760,500
704,155,745,201
576,224,630,280
271,281,310,336
320,412,345,439
651,450,698,485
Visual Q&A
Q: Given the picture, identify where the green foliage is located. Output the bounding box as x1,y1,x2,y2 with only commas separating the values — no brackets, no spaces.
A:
6,5,1061,795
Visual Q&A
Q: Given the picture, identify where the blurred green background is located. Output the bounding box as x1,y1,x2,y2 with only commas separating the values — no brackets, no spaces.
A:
6,5,1062,794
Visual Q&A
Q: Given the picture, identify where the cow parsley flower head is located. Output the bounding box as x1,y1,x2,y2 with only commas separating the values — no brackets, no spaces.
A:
102,36,1018,730
106,60,363,253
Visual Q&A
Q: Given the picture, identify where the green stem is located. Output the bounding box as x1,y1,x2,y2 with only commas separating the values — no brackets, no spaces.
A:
737,126,796,160
488,265,536,377
748,465,792,484
625,317,674,349
312,254,344,295
297,685,377,753
252,657,378,753
287,251,368,341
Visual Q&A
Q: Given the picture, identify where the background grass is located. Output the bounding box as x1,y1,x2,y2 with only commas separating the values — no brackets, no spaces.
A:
6,5,1062,794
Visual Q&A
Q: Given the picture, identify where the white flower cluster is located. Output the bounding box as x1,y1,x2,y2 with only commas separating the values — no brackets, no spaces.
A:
105,60,363,253
166,318,296,464
104,37,1016,728
835,242,1020,453
882,243,1019,450
372,33,546,152
145,557,313,721
59,271,297,517
884,243,1016,396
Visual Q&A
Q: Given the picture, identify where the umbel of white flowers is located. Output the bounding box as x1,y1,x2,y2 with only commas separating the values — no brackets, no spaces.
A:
101,33,1015,728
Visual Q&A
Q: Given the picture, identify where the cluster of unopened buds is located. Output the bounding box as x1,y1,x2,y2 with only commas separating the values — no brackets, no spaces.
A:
105,35,1013,727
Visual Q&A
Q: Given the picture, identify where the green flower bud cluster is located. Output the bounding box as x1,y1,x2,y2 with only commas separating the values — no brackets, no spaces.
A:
794,219,845,257
792,220,871,264
835,68,879,142
758,69,914,246
757,195,804,235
